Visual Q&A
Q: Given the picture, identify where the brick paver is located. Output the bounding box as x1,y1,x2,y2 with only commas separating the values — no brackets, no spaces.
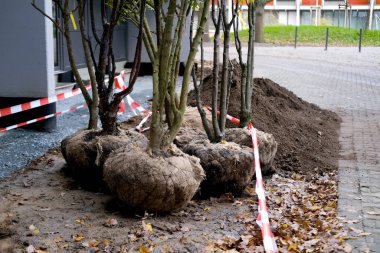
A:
200,45,380,251
248,47,380,252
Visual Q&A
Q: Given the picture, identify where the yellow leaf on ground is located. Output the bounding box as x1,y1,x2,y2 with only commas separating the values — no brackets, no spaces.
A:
88,239,100,247
139,245,151,253
288,243,299,252
142,221,153,233
75,219,85,225
28,224,40,235
103,239,111,245
72,233,85,242
36,250,48,253
162,245,172,252
309,205,321,211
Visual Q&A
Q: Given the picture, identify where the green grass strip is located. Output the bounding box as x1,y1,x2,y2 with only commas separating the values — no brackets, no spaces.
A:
237,25,380,46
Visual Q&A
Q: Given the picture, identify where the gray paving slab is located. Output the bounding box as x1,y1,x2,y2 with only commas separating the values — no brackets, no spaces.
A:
248,46,380,252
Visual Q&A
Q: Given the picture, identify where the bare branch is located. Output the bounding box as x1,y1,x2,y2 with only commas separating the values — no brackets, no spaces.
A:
31,0,64,34
89,0,101,44
114,0,147,100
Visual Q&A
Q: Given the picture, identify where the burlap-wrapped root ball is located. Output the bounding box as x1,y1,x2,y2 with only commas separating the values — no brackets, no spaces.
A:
104,144,205,212
174,127,207,148
225,128,277,174
182,139,255,198
61,129,148,187
180,108,278,174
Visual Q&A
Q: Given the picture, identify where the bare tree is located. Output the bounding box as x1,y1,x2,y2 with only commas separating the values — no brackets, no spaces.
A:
32,0,145,134
125,0,210,154
233,0,270,127
192,0,236,142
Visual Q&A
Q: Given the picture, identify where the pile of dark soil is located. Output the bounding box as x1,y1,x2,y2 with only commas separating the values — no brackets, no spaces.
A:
188,62,341,177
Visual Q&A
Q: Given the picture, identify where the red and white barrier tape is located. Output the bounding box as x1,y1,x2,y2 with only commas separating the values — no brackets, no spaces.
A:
115,72,151,132
0,73,131,131
124,93,152,132
204,106,276,251
126,95,150,116
205,106,240,125
0,104,87,133
114,71,127,115
248,122,278,253
135,111,152,133
0,84,91,118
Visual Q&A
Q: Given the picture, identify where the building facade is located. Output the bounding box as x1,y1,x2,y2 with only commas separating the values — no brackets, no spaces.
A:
260,0,380,29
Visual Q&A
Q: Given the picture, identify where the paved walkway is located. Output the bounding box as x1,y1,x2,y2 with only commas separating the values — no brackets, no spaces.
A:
252,47,380,252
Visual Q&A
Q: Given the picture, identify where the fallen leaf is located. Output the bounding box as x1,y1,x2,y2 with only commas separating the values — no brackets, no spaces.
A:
128,234,138,242
366,211,380,215
103,239,111,245
309,205,321,211
139,245,151,253
104,218,118,227
142,221,153,233
26,245,36,253
179,236,188,244
203,207,211,212
36,250,48,253
162,245,172,252
75,219,85,225
349,227,364,234
244,186,255,196
28,224,40,235
72,232,85,242
288,243,299,252
82,239,100,247
343,243,352,253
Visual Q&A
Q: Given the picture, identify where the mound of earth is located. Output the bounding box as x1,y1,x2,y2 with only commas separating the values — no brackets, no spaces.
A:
188,62,340,176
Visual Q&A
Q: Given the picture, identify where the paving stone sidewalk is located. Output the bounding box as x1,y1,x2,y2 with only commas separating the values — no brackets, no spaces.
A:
252,47,380,252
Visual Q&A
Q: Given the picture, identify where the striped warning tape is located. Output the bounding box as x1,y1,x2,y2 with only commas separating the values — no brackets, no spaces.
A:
204,106,277,252
0,84,91,118
124,93,152,132
0,73,127,118
135,111,152,133
205,106,240,125
126,95,150,116
248,122,278,253
0,104,87,133
0,75,123,132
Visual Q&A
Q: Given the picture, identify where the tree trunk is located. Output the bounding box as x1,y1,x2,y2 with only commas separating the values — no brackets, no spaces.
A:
255,6,265,43
149,60,166,154
212,21,221,141
240,4,255,127
219,29,230,135
88,104,98,129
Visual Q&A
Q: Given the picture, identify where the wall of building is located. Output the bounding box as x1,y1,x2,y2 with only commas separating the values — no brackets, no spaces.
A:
0,0,56,131
57,0,127,72
0,0,54,98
